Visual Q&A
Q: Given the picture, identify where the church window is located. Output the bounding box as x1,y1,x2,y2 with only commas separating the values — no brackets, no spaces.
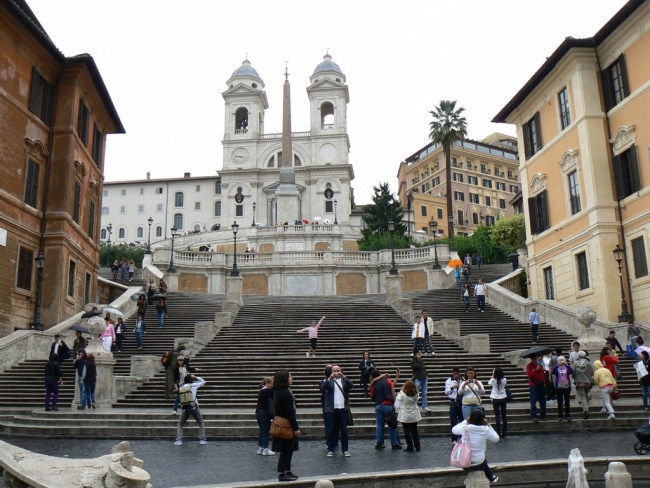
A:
174,213,183,230
156,226,162,237
211,224,221,231
215,181,221,194
294,155,302,166
214,201,221,217
321,102,334,129
325,201,333,213
235,108,248,133
236,205,243,217
137,227,144,238
194,224,201,232
175,192,184,207
267,155,275,168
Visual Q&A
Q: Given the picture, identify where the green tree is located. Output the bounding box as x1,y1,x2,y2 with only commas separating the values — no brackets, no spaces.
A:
429,100,467,251
99,246,145,269
490,214,526,248
358,182,406,250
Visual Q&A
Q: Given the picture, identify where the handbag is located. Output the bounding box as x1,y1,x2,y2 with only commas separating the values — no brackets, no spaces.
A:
269,395,294,440
333,379,354,426
385,411,398,428
611,388,622,400
505,388,514,401
450,430,472,468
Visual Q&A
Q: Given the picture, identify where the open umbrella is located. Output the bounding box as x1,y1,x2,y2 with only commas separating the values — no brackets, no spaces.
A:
323,218,332,225
302,219,310,224
131,291,146,300
520,345,552,358
70,324,90,333
635,345,650,357
83,302,102,312
103,306,123,317
448,258,463,268
152,293,166,301
312,216,322,222
81,310,102,319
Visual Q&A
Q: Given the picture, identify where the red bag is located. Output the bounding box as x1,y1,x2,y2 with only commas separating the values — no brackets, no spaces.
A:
450,430,472,468
611,389,622,400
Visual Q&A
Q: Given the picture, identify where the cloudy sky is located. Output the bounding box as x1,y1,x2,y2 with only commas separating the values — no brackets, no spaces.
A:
28,0,627,203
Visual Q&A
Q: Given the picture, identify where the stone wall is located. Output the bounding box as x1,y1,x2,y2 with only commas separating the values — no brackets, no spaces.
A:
336,273,366,295
243,273,269,295
178,273,208,293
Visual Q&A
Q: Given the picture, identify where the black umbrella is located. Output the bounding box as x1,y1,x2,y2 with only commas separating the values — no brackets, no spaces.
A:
81,310,102,318
70,324,90,333
152,293,166,300
520,345,552,358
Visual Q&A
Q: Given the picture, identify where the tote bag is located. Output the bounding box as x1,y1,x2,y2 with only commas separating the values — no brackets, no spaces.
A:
450,430,472,468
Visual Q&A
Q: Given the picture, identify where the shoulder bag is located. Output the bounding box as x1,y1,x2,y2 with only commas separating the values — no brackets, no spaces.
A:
333,379,354,426
450,429,472,468
269,394,294,440
467,383,485,414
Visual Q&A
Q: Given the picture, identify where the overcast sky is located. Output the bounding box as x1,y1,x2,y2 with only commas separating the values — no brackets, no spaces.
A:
28,0,627,204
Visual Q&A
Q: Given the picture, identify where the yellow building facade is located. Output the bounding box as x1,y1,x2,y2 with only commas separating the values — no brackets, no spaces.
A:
494,0,650,323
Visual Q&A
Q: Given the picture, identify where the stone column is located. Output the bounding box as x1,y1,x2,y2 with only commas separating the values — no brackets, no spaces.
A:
464,471,490,487
385,274,403,305
605,462,632,488
574,306,604,399
429,268,450,290
226,275,244,306
84,317,116,408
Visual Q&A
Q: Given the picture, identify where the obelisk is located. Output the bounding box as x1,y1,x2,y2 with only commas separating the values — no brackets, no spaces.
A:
275,66,300,224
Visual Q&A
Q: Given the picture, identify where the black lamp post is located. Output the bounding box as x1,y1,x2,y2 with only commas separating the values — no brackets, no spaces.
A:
334,199,338,225
29,252,45,330
167,226,178,273
231,221,240,276
613,244,630,323
106,223,112,267
388,220,398,275
252,202,256,227
146,217,153,254
430,219,441,269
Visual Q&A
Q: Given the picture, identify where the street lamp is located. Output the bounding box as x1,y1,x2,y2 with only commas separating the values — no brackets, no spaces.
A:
388,220,398,275
146,217,153,254
252,201,256,227
167,226,178,273
106,223,112,267
334,199,338,225
613,244,630,323
29,252,46,331
429,219,441,269
231,221,240,276
448,215,454,251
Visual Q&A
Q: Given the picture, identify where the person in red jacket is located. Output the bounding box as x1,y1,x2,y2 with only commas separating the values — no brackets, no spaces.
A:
526,356,547,423
600,346,620,379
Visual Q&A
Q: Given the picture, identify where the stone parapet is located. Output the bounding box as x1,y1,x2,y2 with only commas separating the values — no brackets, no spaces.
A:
226,275,244,306
385,274,403,305
459,334,490,354
435,319,461,340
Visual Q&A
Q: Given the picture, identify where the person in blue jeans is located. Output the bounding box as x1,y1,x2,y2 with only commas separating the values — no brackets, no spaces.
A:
81,353,97,409
454,265,462,290
462,283,472,312
370,369,401,450
410,349,430,412
526,356,547,422
134,314,145,350
157,297,167,328
255,377,275,455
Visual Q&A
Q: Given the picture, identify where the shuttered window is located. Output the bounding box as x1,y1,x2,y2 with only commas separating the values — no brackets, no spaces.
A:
73,181,82,223
92,125,103,165
576,252,590,290
544,267,555,300
88,200,96,239
601,54,630,111
16,247,34,291
612,146,640,200
528,190,550,234
631,237,648,279
24,159,40,208
568,170,581,215
67,260,76,297
522,112,542,159
77,98,90,146
84,273,91,304
29,67,55,125
558,87,571,130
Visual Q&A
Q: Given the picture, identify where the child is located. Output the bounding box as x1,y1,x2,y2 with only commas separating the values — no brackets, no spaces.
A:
396,380,421,452
296,316,325,357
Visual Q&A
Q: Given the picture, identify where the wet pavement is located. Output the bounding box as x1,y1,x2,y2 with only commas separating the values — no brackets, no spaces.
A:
1,430,643,487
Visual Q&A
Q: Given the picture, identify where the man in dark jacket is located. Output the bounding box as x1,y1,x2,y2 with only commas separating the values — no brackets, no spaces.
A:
50,335,71,363
370,369,401,450
320,365,353,457
410,349,430,412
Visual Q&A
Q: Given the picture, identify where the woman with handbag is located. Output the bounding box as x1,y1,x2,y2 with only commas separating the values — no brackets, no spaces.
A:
255,377,275,456
488,367,508,438
593,360,617,420
271,371,300,482
459,367,485,420
451,409,500,483
551,356,575,421
396,380,421,452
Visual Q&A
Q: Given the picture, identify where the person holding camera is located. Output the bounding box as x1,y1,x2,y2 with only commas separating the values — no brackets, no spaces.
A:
458,367,485,420
445,367,465,443
321,365,354,457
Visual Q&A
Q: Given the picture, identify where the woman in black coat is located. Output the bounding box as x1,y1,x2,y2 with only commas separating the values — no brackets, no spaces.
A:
359,350,375,398
271,371,300,482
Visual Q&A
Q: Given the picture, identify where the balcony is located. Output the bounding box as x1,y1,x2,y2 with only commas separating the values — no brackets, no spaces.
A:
508,174,518,181
234,129,248,135
321,124,334,130
261,131,311,139
481,168,491,175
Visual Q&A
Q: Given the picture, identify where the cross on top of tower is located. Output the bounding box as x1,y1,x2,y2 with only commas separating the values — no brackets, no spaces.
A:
284,60,289,80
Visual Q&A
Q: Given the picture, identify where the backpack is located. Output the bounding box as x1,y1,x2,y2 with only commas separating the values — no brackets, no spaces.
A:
178,384,195,409
576,358,589,373
161,349,174,368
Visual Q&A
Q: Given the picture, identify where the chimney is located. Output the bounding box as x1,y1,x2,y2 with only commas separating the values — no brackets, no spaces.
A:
184,172,191,178
146,172,150,180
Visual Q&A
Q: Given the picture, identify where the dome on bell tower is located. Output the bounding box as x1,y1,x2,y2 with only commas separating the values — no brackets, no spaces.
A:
227,58,264,88
312,54,344,76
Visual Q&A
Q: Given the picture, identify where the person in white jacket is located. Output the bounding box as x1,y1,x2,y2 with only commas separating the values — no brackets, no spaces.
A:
452,409,500,483
175,374,207,445
411,316,425,354
396,380,422,452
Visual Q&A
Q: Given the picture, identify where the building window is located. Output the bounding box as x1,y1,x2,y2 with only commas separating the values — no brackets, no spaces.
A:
100,229,106,240
421,205,428,217
138,204,144,213
421,182,430,193
121,189,126,196
499,198,506,209
72,181,82,224
454,191,464,202
29,67,55,125
543,267,555,300
497,182,506,191
120,206,126,214
156,226,162,237
102,207,109,215
472,212,479,225
437,208,443,219
174,213,183,230
137,227,144,238
16,247,34,291
175,192,184,207
104,190,108,197
195,202,201,210
457,210,464,225
602,54,629,111
568,170,581,215
236,205,243,217
156,187,163,194
453,173,463,182
24,159,40,209
325,201,333,213
631,237,648,278
157,204,163,212
88,201,96,239
139,188,144,195
485,196,492,206
558,87,571,130
469,193,479,204
523,112,542,159
118,228,125,239
432,176,440,187
469,176,478,185
612,146,640,200
482,179,492,189
576,252,589,290
485,216,495,226
67,260,76,297
77,98,90,146
84,273,92,304
528,190,550,234
92,125,103,165
215,181,221,195
510,185,519,193
214,201,221,217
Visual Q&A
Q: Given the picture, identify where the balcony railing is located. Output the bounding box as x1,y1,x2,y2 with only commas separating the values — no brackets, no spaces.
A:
261,131,311,139
234,129,248,135
481,168,491,175
321,124,334,130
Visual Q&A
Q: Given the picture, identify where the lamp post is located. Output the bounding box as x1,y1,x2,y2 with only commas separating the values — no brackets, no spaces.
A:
106,223,112,267
334,199,338,225
448,215,454,251
388,220,398,275
146,217,153,254
613,244,630,323
29,252,45,330
231,221,240,276
167,226,178,273
252,201,256,227
407,192,413,238
429,219,441,269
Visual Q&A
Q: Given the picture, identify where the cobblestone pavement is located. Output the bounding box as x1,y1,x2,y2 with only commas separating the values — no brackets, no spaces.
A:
1,429,643,487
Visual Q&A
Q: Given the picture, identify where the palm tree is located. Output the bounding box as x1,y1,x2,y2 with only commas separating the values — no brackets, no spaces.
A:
429,100,467,252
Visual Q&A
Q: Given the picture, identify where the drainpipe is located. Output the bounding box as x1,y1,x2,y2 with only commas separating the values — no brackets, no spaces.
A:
593,42,634,320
